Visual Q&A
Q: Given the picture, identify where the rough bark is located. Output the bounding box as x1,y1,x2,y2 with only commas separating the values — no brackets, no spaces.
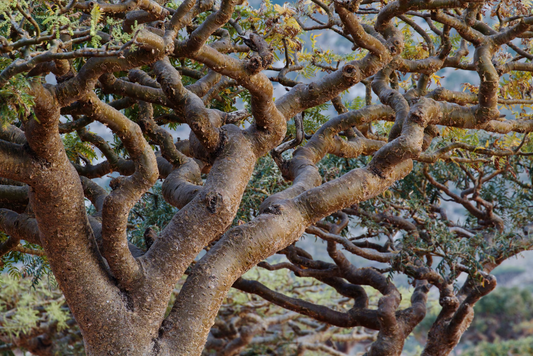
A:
0,1,532,355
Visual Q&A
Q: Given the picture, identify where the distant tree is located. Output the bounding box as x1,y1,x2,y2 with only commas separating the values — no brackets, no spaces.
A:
467,286,533,342
0,0,533,355
462,336,533,356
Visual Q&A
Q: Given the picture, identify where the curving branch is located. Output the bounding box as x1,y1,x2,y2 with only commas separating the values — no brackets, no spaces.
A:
153,57,222,152
82,93,158,289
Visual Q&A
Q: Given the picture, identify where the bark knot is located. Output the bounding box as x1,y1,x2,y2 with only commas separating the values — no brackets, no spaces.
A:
109,176,126,190
144,227,157,249
387,39,404,56
369,165,386,179
342,64,360,82
307,82,320,96
263,204,283,215
158,319,174,338
245,56,264,75
205,191,223,214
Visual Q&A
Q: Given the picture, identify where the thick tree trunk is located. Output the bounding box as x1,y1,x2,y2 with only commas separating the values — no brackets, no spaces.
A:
1,1,532,356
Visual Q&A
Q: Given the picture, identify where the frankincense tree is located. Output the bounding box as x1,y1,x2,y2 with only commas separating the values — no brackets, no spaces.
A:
0,0,533,355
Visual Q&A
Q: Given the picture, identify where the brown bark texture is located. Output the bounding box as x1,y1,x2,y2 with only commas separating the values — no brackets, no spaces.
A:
0,0,532,355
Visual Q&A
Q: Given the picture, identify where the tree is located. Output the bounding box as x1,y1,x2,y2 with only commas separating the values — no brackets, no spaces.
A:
0,0,532,354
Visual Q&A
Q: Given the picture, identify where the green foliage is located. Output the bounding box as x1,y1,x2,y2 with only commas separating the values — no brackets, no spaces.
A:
109,18,138,47
90,4,103,47
302,102,330,134
235,155,289,224
0,274,69,338
62,132,98,164
0,246,50,288
127,183,178,248
0,1,20,37
40,8,72,39
318,153,367,182
0,1,531,354
344,96,367,111
231,0,302,56
206,85,240,113
372,120,394,137
111,133,128,158
354,151,533,282
0,59,34,127
462,336,533,356
470,287,533,340
400,20,429,61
